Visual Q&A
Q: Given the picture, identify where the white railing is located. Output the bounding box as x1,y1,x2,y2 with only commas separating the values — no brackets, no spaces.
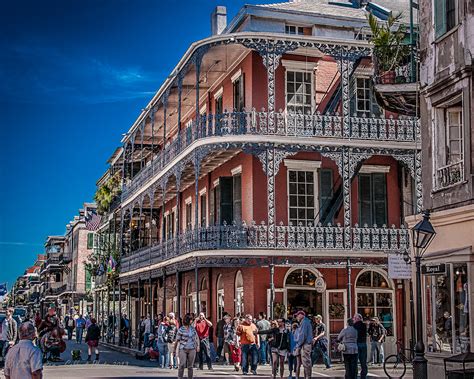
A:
435,160,464,190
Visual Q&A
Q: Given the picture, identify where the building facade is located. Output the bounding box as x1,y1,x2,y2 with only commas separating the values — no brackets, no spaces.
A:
406,0,474,377
94,0,421,358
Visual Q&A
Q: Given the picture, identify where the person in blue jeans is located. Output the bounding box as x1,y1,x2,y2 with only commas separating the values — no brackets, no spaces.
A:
312,315,331,369
237,314,260,375
256,312,270,365
156,319,169,368
353,313,368,379
75,315,86,344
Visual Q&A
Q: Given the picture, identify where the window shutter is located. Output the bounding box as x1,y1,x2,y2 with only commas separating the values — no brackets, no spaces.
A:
87,233,94,249
372,173,387,227
319,169,333,224
219,177,233,225
233,175,242,224
210,188,216,225
359,174,372,226
370,81,382,117
349,75,357,117
240,74,245,111
434,0,447,39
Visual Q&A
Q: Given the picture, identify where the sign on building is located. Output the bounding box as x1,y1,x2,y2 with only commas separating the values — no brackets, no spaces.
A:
422,263,446,275
388,254,412,279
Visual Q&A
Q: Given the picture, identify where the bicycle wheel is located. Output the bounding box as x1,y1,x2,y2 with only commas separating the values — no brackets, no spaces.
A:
383,354,407,378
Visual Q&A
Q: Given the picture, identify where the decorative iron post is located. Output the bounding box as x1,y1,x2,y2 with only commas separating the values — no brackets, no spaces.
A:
195,258,200,315
269,263,275,319
342,147,352,248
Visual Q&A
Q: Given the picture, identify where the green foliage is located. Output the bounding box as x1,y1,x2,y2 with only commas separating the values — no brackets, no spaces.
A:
94,175,122,215
368,13,410,73
84,240,120,278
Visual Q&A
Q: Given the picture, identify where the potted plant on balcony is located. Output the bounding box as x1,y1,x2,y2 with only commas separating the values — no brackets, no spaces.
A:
368,13,410,84
94,174,122,215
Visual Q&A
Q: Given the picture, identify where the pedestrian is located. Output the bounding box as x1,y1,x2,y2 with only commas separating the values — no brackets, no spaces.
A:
258,317,290,379
294,311,313,379
230,318,241,372
337,318,358,379
194,312,213,370
156,316,170,368
65,314,75,341
75,314,86,344
143,314,152,350
139,315,145,349
169,312,180,328
288,321,300,379
4,322,43,379
312,315,331,369
85,318,101,362
1,308,18,367
353,313,368,379
34,312,42,329
215,312,227,362
167,319,178,369
147,334,160,361
237,314,259,375
175,313,200,379
256,312,271,365
368,317,386,365
120,314,130,346
222,315,233,365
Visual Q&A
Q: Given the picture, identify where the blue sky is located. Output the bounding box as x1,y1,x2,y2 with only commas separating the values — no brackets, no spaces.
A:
0,0,273,288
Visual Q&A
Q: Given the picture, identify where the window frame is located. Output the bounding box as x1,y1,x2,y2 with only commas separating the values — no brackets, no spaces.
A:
285,69,314,115
358,172,388,227
355,77,372,114
286,166,319,227
285,25,305,35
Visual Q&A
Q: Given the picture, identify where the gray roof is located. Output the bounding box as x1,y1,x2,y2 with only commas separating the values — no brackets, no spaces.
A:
255,0,416,24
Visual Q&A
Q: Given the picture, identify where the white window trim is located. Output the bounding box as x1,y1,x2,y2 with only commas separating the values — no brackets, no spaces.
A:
231,165,242,176
164,210,170,217
355,77,371,113
284,159,322,170
199,188,207,196
199,104,207,115
282,60,318,72
214,87,223,99
231,69,242,83
185,196,192,205
359,165,391,174
284,69,315,114
213,179,220,187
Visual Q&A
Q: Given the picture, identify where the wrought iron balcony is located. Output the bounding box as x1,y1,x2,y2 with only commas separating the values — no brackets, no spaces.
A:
121,222,409,273
122,110,419,200
435,160,464,190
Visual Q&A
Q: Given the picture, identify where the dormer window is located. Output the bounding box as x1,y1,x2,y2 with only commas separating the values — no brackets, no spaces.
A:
285,25,304,35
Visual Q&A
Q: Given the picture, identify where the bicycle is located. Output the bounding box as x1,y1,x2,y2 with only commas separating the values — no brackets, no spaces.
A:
383,340,415,378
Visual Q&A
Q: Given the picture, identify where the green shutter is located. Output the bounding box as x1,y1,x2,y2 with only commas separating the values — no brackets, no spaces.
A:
434,0,447,39
87,233,94,249
85,270,91,291
319,169,333,224
219,177,233,225
372,173,387,227
359,174,372,226
233,175,242,224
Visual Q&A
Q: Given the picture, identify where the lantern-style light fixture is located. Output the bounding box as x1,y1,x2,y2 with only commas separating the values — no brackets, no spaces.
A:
411,210,436,257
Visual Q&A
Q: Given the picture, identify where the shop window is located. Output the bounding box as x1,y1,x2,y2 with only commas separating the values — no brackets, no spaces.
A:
434,0,457,39
358,173,387,227
285,269,317,286
356,270,394,336
288,170,316,226
425,263,469,354
286,71,312,114
235,271,244,316
217,275,224,320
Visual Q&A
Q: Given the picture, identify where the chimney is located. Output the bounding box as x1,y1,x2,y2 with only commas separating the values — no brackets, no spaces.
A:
211,6,227,35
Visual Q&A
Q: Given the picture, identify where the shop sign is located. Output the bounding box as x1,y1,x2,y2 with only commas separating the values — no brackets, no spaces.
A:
315,277,326,293
388,254,412,279
422,263,446,275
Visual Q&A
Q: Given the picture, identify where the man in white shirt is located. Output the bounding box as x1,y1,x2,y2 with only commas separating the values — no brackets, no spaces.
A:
4,322,43,379
143,314,152,350
1,308,18,366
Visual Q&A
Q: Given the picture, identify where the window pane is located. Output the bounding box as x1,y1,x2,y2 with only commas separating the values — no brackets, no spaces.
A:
453,264,469,353
286,270,302,286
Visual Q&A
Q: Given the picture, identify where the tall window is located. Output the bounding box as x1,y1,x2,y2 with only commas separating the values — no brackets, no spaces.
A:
233,75,245,111
235,271,244,316
285,25,304,35
215,95,223,115
358,173,387,227
288,170,315,226
434,0,457,39
356,78,371,114
200,193,207,226
319,169,333,224
87,233,94,249
210,186,217,226
286,71,312,114
445,107,463,165
165,212,175,240
185,202,192,230
233,175,242,224
217,275,225,320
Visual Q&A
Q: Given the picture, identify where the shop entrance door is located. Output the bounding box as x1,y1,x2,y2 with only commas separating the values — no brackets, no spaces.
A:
286,289,323,316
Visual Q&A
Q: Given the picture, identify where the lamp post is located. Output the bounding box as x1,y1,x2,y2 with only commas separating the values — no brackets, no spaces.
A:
409,210,436,379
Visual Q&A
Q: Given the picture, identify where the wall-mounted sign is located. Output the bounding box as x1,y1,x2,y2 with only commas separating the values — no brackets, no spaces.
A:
422,263,446,275
315,277,326,293
388,254,412,279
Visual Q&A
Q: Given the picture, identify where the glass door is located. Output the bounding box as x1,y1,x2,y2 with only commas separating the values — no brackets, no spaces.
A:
326,290,347,361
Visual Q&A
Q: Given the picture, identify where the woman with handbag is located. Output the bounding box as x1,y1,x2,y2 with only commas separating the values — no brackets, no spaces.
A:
337,318,358,379
175,313,200,379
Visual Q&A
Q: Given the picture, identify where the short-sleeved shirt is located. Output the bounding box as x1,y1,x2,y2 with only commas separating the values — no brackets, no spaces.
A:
195,320,210,339
176,326,198,350
238,322,258,345
4,339,43,379
256,319,271,341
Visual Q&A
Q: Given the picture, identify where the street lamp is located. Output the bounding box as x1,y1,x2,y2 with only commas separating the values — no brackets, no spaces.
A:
410,210,436,379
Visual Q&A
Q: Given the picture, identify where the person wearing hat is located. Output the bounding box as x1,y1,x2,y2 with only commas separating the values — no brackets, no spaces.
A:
312,315,331,369
368,317,386,365
294,311,313,379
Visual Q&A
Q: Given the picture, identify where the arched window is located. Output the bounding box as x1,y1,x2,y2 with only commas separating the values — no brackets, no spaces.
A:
217,275,224,320
285,269,318,286
235,271,244,316
356,269,395,336
185,281,196,314
200,277,208,315
284,267,324,316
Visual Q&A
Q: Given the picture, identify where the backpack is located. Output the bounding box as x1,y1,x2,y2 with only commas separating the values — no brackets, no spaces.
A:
166,325,176,343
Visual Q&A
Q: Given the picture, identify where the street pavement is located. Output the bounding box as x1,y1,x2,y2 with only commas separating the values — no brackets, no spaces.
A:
1,338,410,378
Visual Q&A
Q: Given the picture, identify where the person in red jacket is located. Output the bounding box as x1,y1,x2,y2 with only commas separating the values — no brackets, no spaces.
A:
194,312,213,370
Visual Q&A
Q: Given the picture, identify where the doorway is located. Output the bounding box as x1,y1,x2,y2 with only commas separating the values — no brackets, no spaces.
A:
287,289,323,316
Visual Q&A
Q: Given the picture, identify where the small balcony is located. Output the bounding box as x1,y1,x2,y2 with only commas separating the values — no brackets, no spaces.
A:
435,160,464,190
122,110,419,201
121,222,409,273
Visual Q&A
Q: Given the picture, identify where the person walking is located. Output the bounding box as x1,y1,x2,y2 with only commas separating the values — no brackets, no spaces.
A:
64,314,75,341
1,308,18,366
288,321,300,379
85,318,101,362
312,315,331,369
156,316,170,368
258,318,290,379
294,311,313,379
194,312,213,370
215,312,227,363
368,317,386,365
167,319,178,369
338,318,358,379
143,314,152,351
230,318,242,372
256,312,271,365
4,322,43,379
237,314,259,375
75,314,86,344
175,313,200,379
120,314,130,346
222,315,233,365
353,313,368,379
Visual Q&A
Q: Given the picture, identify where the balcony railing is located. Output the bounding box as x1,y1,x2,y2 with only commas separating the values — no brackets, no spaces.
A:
435,160,464,190
123,110,419,200
121,222,409,273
